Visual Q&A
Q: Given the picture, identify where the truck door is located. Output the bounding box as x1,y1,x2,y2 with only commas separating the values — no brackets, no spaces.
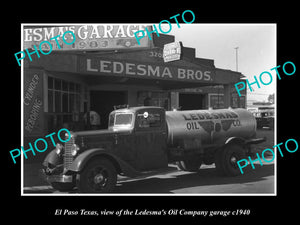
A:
134,108,168,171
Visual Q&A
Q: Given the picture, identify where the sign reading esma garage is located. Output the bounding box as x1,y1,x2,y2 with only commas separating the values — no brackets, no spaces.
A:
23,25,150,51
82,57,214,82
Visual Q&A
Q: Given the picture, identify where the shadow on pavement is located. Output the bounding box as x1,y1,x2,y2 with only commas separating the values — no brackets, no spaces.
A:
23,163,274,194
114,163,274,194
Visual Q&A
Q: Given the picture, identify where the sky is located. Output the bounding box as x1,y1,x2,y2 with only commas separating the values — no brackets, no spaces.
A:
164,24,276,102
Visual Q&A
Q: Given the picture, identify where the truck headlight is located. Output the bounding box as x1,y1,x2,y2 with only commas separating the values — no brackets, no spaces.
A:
71,144,80,156
55,143,64,155
65,132,71,140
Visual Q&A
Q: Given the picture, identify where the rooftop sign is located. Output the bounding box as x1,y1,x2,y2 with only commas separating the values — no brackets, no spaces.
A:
163,41,182,62
23,25,150,51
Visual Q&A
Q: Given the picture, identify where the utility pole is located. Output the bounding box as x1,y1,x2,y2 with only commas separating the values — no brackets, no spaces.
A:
234,47,239,72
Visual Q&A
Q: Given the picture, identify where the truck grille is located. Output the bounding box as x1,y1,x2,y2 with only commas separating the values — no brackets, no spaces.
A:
64,136,74,170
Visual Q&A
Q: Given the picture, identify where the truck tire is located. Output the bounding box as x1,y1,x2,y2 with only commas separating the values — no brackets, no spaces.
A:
176,158,202,172
215,144,246,176
76,158,117,193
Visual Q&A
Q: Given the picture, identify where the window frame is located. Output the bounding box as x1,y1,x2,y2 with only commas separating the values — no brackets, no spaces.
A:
135,110,163,131
47,75,82,131
114,112,134,127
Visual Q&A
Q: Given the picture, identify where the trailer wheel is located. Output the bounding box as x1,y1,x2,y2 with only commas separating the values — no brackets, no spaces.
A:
76,158,117,193
215,144,246,176
176,158,202,172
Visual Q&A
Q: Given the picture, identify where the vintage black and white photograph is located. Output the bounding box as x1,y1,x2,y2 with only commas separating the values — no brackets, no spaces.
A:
21,23,276,195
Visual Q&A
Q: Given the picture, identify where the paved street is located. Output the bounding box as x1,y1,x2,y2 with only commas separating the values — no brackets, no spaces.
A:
23,160,274,195
115,162,274,194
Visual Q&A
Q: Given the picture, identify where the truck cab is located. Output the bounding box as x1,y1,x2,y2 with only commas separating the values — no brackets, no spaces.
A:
41,106,169,193
107,106,168,170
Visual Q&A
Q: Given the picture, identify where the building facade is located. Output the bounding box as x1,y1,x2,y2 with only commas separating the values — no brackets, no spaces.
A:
23,25,246,161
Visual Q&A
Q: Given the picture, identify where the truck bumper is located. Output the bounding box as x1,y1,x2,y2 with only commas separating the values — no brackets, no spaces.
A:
39,169,73,183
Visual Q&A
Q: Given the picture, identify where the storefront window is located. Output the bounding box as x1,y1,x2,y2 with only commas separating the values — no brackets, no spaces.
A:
54,79,61,90
48,77,53,89
48,90,53,113
55,91,61,112
231,94,246,108
239,96,246,108
47,76,81,132
209,94,224,109
137,91,170,110
62,92,68,112
69,93,75,113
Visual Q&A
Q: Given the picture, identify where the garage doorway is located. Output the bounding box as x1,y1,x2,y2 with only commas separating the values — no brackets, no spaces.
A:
90,91,127,129
179,93,204,110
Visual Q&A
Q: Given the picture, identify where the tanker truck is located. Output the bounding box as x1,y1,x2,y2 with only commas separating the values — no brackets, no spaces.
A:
41,106,266,193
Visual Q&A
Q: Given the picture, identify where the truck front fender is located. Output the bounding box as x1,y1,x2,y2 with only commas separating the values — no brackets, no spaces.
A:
68,148,139,177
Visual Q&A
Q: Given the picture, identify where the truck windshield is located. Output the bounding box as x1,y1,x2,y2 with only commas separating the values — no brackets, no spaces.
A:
114,113,133,126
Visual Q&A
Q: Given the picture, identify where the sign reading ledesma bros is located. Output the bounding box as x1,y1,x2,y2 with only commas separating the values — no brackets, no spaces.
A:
81,56,214,83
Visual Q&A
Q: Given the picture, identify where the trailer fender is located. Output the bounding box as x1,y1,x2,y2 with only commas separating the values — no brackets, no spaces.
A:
67,148,139,177
225,137,246,147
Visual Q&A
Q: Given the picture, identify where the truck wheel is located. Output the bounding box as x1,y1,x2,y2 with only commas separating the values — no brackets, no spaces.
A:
76,158,117,193
176,158,202,172
51,182,75,192
215,144,245,176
